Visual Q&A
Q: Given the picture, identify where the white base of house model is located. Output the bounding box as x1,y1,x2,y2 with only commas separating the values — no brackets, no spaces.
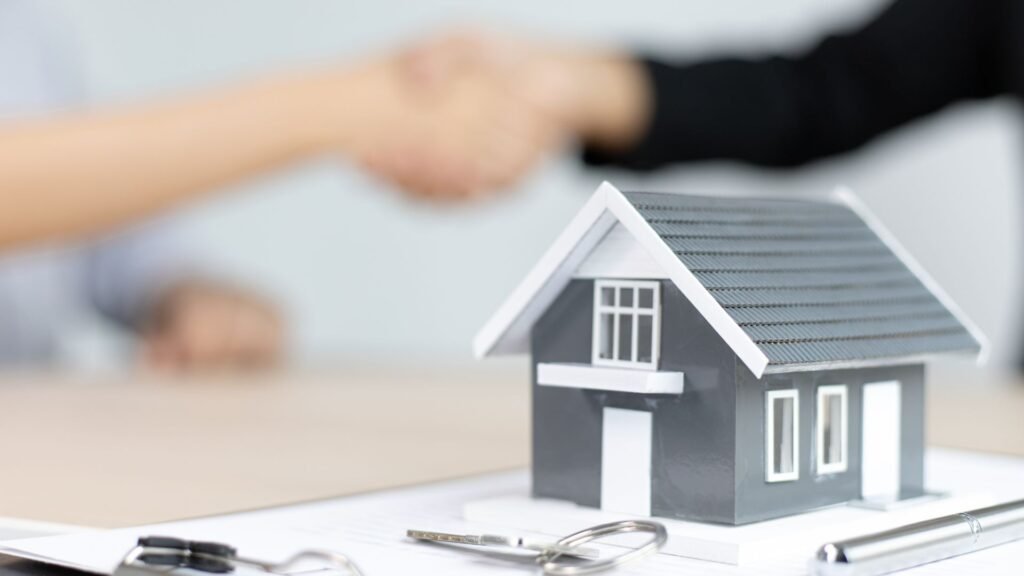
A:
463,491,988,566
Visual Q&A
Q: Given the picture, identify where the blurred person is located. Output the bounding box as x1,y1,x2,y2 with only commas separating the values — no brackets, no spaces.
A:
396,0,1018,191
0,0,283,371
0,2,559,369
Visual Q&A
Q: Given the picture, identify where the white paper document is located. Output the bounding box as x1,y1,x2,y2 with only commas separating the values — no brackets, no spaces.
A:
2,449,1023,575
0,517,85,543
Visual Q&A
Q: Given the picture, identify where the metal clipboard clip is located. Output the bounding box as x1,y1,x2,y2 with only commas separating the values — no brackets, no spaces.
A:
114,535,363,575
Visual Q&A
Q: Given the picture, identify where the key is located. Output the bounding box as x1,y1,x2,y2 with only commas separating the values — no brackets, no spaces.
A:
406,529,600,559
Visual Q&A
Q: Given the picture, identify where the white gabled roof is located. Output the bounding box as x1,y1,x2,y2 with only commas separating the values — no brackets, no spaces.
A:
472,182,772,377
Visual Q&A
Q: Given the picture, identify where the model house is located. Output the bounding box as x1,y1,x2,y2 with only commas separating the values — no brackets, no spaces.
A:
474,182,984,525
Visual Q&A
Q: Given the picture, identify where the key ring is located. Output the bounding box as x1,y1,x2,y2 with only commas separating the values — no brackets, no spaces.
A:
536,520,668,575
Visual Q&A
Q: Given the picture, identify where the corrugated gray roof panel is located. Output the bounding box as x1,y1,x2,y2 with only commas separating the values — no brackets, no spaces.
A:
622,191,982,369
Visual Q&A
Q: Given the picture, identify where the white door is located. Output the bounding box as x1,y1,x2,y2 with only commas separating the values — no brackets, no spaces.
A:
601,407,652,516
861,381,902,501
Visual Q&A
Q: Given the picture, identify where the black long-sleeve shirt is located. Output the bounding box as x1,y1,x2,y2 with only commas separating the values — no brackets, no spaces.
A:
586,0,1024,169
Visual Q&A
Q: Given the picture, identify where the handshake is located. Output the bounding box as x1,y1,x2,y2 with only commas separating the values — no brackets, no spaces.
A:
324,31,651,201
0,29,653,373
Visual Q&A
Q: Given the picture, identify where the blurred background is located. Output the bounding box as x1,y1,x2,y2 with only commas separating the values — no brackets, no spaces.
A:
36,0,1020,372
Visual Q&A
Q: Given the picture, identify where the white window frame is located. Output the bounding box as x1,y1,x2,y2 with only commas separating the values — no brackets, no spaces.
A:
591,279,661,370
816,385,849,475
765,389,800,483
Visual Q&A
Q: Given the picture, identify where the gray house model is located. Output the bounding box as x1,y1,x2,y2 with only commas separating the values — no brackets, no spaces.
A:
474,182,985,525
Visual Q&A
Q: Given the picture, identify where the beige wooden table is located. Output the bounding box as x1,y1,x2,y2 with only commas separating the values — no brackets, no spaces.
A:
0,360,1020,528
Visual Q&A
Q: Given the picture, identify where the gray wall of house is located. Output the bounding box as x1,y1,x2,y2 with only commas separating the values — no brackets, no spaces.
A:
733,363,926,524
532,279,928,525
652,279,739,522
531,279,740,523
531,280,603,509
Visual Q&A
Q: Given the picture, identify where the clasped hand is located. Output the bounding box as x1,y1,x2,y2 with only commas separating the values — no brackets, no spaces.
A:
342,30,640,202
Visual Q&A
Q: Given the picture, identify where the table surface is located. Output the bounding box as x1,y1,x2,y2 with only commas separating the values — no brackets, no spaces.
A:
0,359,1020,528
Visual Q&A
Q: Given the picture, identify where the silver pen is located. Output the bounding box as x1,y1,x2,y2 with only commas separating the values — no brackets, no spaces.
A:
812,498,1024,575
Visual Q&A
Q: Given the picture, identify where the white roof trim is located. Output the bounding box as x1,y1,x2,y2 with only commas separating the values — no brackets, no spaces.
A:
472,182,617,358
832,187,988,366
474,182,771,378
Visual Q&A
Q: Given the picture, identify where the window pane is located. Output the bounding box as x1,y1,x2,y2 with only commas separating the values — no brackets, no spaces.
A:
637,314,653,363
823,394,843,465
618,313,633,361
638,288,654,309
619,287,634,307
773,397,795,475
598,313,614,360
600,287,615,306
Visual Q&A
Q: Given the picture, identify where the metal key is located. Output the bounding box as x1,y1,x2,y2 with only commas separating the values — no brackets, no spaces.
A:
407,529,601,559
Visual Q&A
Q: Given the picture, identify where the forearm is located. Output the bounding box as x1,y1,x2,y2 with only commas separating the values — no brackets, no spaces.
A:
579,0,1011,171
582,56,827,169
0,67,359,249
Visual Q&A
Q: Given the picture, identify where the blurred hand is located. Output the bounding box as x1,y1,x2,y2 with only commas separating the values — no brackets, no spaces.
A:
142,281,283,372
398,30,652,158
335,49,567,201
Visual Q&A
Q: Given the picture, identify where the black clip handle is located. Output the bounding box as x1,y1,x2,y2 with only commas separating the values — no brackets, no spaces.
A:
136,535,237,573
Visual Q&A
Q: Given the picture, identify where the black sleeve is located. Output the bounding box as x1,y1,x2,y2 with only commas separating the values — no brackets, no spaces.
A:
584,0,1015,169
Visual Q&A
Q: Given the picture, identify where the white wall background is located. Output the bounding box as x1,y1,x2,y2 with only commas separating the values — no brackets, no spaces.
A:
47,0,1022,369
